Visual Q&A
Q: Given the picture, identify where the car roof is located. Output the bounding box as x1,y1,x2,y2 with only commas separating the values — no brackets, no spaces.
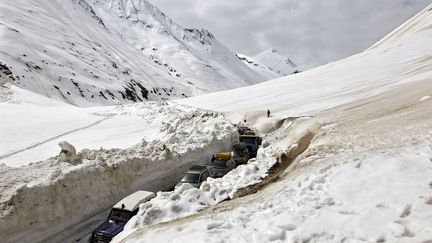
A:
211,159,228,166
113,191,155,212
240,135,259,138
188,165,208,173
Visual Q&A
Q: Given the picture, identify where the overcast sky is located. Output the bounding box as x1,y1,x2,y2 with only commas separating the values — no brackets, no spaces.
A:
150,0,430,67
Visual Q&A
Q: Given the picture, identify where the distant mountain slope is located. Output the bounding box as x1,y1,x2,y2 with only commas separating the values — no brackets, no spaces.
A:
235,53,281,80
253,48,300,75
0,0,270,107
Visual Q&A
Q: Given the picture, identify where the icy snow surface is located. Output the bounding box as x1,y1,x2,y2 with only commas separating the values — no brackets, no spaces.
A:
115,3,432,243
1,2,432,243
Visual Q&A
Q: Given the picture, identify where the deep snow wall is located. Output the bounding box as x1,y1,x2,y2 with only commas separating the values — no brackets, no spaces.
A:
0,105,237,243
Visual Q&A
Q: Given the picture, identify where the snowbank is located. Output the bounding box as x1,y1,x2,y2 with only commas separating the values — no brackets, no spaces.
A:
113,117,321,242
0,102,237,243
120,142,432,243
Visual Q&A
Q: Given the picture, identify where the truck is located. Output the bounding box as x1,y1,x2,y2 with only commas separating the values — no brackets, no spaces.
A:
210,152,236,178
231,142,250,165
90,191,155,243
237,126,255,135
239,135,262,158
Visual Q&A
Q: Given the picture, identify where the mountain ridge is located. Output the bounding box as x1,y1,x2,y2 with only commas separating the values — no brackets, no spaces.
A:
0,0,272,107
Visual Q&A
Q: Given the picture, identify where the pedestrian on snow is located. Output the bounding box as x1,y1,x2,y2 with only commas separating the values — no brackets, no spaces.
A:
211,154,216,163
267,109,271,118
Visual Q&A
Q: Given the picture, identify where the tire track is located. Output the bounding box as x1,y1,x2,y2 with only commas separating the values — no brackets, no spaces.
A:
0,115,114,161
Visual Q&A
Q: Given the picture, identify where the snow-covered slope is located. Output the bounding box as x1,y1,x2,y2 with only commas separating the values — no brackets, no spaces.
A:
253,48,300,75
0,0,269,107
370,3,432,49
178,24,432,117
236,53,282,80
114,3,432,242
2,3,432,243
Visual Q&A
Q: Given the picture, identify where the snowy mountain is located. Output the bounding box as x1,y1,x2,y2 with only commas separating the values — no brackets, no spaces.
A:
254,48,300,75
0,0,270,107
1,2,432,243
235,53,282,80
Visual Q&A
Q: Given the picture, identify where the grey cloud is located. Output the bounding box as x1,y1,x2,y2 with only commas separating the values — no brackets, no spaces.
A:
150,0,430,67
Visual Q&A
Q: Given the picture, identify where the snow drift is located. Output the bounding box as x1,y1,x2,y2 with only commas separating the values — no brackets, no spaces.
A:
0,102,237,243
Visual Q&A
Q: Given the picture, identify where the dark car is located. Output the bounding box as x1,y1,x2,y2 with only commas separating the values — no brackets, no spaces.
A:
175,165,214,190
210,153,236,178
239,135,262,158
90,191,155,243
231,142,250,165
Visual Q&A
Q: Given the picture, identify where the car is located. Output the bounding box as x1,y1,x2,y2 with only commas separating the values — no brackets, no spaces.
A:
238,126,255,135
231,142,250,165
90,191,155,243
174,165,214,190
210,152,236,178
239,135,262,158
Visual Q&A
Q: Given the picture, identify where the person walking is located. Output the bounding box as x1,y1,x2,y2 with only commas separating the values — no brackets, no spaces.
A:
267,109,271,118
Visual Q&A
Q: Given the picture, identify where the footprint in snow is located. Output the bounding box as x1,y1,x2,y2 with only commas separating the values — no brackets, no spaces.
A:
277,224,297,231
354,161,362,169
399,204,412,218
423,196,432,205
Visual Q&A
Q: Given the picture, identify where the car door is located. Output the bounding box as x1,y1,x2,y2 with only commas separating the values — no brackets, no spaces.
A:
200,170,209,183
227,160,236,170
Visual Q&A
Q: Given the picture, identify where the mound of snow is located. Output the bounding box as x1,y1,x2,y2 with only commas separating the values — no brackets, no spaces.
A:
114,117,320,242
0,102,237,243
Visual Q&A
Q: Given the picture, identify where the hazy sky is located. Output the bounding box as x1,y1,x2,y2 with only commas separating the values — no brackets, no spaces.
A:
150,0,430,67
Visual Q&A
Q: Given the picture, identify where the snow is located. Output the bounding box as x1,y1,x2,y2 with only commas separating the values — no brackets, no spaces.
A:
177,27,432,117
0,0,273,107
0,97,237,243
0,86,149,166
114,3,432,243
420,95,430,102
253,48,300,75
369,2,432,49
1,2,432,243
121,143,432,242
236,53,282,80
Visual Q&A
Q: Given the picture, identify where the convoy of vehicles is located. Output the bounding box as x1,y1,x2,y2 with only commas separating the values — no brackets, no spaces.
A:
90,127,260,242
90,191,155,243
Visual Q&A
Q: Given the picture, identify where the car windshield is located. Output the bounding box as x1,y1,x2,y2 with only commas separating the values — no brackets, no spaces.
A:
181,173,200,183
240,137,257,145
212,160,227,168
108,208,133,222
